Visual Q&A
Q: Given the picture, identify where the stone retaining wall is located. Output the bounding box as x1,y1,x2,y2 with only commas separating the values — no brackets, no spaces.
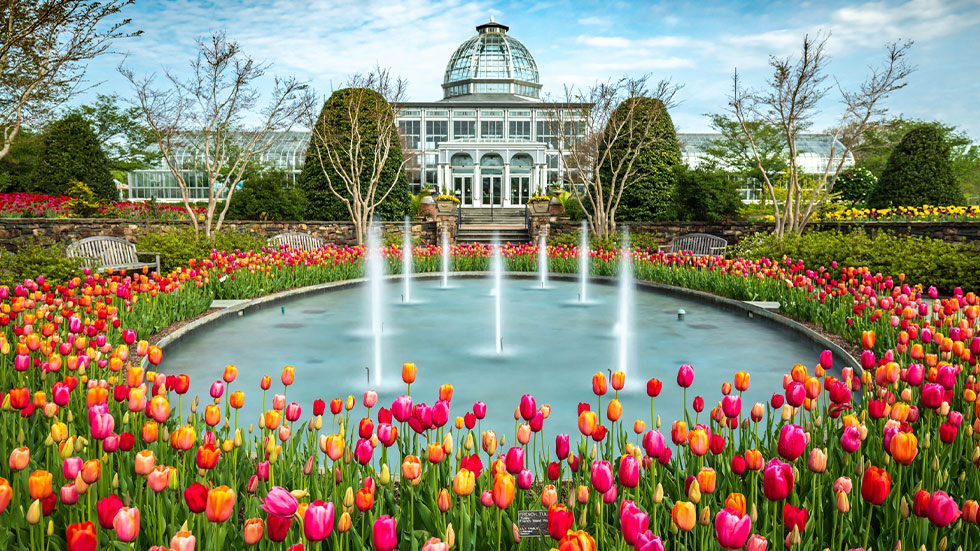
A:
0,218,438,250
543,220,980,248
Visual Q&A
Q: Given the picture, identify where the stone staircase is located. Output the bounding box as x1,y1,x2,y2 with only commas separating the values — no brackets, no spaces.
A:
456,208,530,244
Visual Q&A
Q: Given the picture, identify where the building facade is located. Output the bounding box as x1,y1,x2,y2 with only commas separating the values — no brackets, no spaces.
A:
127,19,851,206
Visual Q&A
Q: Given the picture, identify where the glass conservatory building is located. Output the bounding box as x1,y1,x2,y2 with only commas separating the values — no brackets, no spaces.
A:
126,19,852,206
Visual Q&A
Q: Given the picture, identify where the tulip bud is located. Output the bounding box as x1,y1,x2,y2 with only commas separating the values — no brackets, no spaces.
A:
836,490,850,513
699,505,711,526
343,487,354,508
900,497,910,518
688,479,701,504
27,500,41,524
578,507,587,526
653,483,664,503
750,503,758,523
47,520,53,536
590,444,597,460
445,523,455,548
380,464,391,485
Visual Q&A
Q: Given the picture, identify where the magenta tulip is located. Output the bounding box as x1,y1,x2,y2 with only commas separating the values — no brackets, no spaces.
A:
643,430,666,459
619,455,640,488
928,491,961,527
354,438,373,465
777,424,806,461
715,507,751,550
762,458,794,501
841,426,861,453
591,460,614,493
677,364,695,388
519,394,536,421
505,447,524,474
620,501,649,545
304,500,335,541
555,434,570,460
373,515,397,551
261,486,298,518
391,395,413,423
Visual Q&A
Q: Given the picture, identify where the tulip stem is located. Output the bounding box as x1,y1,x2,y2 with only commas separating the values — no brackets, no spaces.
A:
496,508,502,551
862,504,874,551
894,464,902,543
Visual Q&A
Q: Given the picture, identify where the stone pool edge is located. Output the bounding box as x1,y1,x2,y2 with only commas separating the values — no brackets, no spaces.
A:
150,272,859,371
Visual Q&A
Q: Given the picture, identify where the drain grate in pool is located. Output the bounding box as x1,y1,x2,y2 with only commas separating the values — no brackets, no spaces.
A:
688,323,719,330
302,309,326,314
274,323,304,328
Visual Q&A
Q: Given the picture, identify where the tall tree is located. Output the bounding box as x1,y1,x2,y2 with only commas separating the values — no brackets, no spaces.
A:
549,75,681,238
120,31,315,237
730,34,914,239
67,94,159,176
599,97,681,221
702,113,787,181
0,1,139,161
29,112,115,199
302,69,411,244
867,125,964,207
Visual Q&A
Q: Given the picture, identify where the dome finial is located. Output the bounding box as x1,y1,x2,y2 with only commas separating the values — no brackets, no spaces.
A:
490,14,494,23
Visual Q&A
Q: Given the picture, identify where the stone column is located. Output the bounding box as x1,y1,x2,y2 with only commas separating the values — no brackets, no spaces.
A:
503,162,511,207
473,164,482,207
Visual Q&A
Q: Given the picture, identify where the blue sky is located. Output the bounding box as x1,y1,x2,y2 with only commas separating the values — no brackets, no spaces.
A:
80,0,980,139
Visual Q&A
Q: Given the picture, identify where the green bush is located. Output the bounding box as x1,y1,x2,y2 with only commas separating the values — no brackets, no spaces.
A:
735,228,980,294
867,125,964,207
64,180,105,218
834,167,877,206
671,165,743,222
0,237,84,287
225,169,307,221
137,228,267,271
29,112,117,200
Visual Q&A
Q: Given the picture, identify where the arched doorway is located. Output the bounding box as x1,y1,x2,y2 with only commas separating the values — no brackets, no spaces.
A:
451,153,474,206
509,153,533,205
480,153,504,207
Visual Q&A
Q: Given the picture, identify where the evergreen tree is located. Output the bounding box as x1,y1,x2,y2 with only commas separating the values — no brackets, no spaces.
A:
598,97,681,221
867,125,964,207
29,113,116,200
671,164,743,222
300,88,410,222
226,169,307,221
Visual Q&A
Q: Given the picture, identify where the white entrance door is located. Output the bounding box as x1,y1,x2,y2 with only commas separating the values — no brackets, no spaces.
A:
482,176,502,207
510,176,530,205
454,176,474,206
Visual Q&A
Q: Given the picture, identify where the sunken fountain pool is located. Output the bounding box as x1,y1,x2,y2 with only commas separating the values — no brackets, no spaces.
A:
158,273,850,444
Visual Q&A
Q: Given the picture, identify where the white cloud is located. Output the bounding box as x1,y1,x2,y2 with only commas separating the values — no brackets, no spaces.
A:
578,16,612,27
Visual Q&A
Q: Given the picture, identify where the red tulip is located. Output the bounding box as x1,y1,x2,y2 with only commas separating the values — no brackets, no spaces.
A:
66,521,98,551
861,466,891,505
782,504,807,532
547,504,574,540
762,458,794,501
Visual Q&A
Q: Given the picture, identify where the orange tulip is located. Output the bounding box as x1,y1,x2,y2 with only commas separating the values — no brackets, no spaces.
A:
223,364,238,383
611,371,625,391
281,365,295,386
206,486,235,522
606,399,622,422
734,371,750,391
322,434,345,462
142,421,159,443
696,467,716,494
264,410,282,430
889,432,918,465
725,493,747,516
558,530,597,551
205,404,221,427
861,331,876,349
578,411,598,436
671,500,696,531
229,390,245,409
8,447,30,471
453,468,475,496
244,518,264,545
354,488,374,511
174,425,197,451
688,427,709,456
439,383,453,401
28,470,53,500
134,450,156,475
744,449,764,471
196,443,221,470
493,472,515,509
81,459,101,484
402,362,417,384
592,372,607,396
0,478,10,514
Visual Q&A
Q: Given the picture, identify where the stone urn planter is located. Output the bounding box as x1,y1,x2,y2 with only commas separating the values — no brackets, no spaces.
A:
548,197,564,216
420,195,437,220
436,198,459,214
529,200,550,214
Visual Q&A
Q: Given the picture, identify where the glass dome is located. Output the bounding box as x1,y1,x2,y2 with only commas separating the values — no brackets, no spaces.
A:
442,20,542,100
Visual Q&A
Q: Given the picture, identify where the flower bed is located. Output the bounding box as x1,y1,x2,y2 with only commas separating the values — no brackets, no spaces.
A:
0,192,204,219
1,244,978,550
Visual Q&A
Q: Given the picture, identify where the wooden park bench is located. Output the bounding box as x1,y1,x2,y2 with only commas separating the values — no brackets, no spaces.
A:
66,236,161,273
268,232,324,251
658,233,727,257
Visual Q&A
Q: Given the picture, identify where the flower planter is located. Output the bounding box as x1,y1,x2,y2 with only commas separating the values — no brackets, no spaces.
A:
529,201,550,214
437,200,458,214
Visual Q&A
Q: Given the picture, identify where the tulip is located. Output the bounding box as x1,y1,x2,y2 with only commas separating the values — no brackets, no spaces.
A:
889,431,917,465
548,504,574,540
860,466,891,505
746,534,768,551
620,502,649,545
592,372,607,395
453,468,475,496
29,470,53,500
725,493,747,517
540,484,557,506
281,365,295,386
928,491,961,527
577,411,598,436
715,507,751,550
66,521,98,551
505,446,524,474
493,473,515,508
422,538,449,551
782,504,807,532
642,430,665,459
555,434,570,460
355,488,374,511
113,506,140,542
97,495,124,529
558,530,597,550
807,448,827,473
697,467,717,493
304,500,335,541
267,513,292,542
206,486,235,522
677,364,695,387
762,458,794,501
519,394,536,420
243,518,264,545
373,515,398,551
647,378,663,396
841,426,862,453
184,481,208,514
590,460,613,493
672,501,696,531
688,427,709,456
170,531,196,551
619,455,640,488
262,486,299,518
9,447,30,471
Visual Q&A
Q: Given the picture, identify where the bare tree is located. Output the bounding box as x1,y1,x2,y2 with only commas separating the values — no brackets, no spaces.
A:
306,68,410,245
730,34,914,239
0,0,139,161
549,76,681,238
120,31,316,237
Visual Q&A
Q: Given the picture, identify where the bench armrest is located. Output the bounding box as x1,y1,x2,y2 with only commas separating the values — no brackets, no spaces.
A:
657,244,670,253
135,251,162,273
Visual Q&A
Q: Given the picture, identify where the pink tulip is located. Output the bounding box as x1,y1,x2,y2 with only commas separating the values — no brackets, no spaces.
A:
643,430,666,459
591,460,614,493
170,532,196,551
304,500,335,541
635,531,666,551
785,382,805,408
833,477,852,494
921,383,944,409
63,457,83,480
677,364,695,388
261,486,298,518
209,381,225,399
841,426,861,453
619,455,640,488
906,363,925,386
516,469,533,490
721,395,741,418
928,491,961,527
372,515,397,551
620,501,649,545
257,461,270,481
473,401,487,419
364,390,378,408
90,412,114,440
505,447,524,474
519,394,536,420
776,424,806,461
421,538,449,551
715,507,751,550
113,506,140,542
392,395,413,422
819,350,833,370
285,402,301,422
60,483,79,505
555,434,570,460
354,439,373,465
746,534,768,551
431,400,450,428
272,393,285,410
762,458,794,501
